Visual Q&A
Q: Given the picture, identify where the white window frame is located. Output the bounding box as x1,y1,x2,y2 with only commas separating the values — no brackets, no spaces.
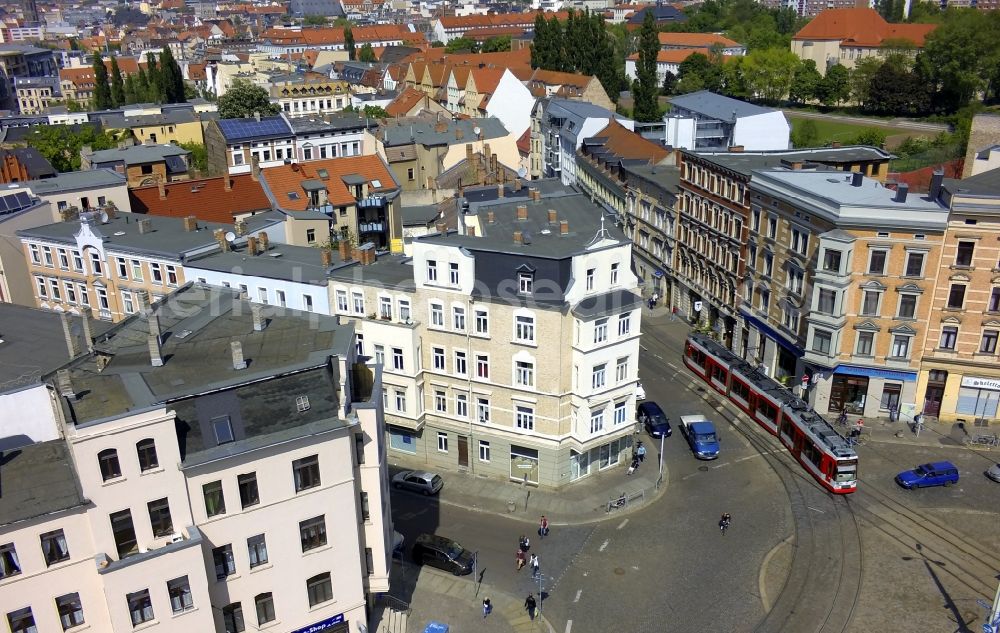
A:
437,432,448,452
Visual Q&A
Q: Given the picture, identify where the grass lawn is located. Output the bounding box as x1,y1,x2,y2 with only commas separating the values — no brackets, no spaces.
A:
785,114,935,149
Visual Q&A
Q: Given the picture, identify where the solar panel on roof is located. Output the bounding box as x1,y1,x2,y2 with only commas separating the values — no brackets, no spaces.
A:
14,191,30,207
0,197,9,212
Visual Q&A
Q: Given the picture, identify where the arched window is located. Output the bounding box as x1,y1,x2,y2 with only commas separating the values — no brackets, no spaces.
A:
98,448,121,481
136,439,158,472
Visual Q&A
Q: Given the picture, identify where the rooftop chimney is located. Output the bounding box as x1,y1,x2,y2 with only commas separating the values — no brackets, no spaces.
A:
487,210,495,224
250,156,260,182
183,215,198,232
467,226,476,236
513,230,523,244
436,222,447,234
246,236,259,255
516,205,528,220
224,176,232,192
514,178,522,192
251,303,266,331
135,290,150,314
235,220,248,237
321,248,333,268
258,232,270,252
547,209,557,224
851,172,864,187
231,340,247,370
56,369,76,400
728,145,744,153
158,181,166,200
831,141,842,149
147,313,161,344
60,312,79,358
148,334,163,367
530,188,541,203
559,219,569,235
894,183,909,203
929,169,944,200
80,313,94,352
138,218,153,234
338,241,351,262
497,184,504,198
456,127,464,140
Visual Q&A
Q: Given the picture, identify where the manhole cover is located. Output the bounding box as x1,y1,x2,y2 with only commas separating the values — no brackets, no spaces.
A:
698,466,710,472
613,567,626,576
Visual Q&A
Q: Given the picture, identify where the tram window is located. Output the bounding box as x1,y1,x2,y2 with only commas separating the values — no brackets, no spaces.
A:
689,347,706,367
710,364,727,384
731,380,750,403
835,460,857,483
780,415,794,438
756,400,777,422
802,442,821,468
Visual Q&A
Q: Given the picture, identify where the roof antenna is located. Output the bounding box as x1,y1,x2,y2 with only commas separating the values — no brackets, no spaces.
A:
587,214,613,247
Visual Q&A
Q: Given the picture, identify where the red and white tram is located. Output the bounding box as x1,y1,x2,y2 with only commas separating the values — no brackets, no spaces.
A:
683,333,858,494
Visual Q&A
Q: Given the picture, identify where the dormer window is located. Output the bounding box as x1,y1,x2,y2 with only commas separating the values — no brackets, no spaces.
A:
212,416,234,445
518,272,533,294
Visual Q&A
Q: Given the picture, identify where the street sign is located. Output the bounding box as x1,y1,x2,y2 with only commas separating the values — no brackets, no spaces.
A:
801,374,809,387
693,301,703,312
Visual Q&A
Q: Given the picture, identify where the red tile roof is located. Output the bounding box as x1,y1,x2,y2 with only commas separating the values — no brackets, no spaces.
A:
658,32,740,48
129,175,271,223
793,8,936,47
627,48,707,63
438,11,568,30
516,128,531,156
385,87,429,116
261,156,397,210
262,24,422,47
593,119,670,163
527,68,595,88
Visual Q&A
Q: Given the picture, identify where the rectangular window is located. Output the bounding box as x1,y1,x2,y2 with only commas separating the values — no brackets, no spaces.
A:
43,246,53,267
939,326,958,350
255,593,275,625
222,603,245,633
130,259,142,280
592,364,606,389
782,307,799,331
479,440,490,462
40,529,70,566
360,492,370,522
947,284,966,309
56,592,85,630
868,249,887,275
515,360,535,387
861,290,880,316
787,269,803,295
6,607,35,633
276,289,286,307
905,252,925,277
610,262,619,285
336,289,348,312
430,302,444,327
293,455,321,492
168,576,193,613
150,262,162,284
614,401,627,426
303,295,314,312
299,516,328,552
239,473,259,509
456,392,468,418
990,288,1000,313
49,279,61,301
392,347,404,370
213,544,236,579
955,240,975,267
856,331,874,356
618,313,631,336
110,509,137,559
352,292,364,314
203,481,226,517
453,306,465,330
34,276,46,298
518,272,533,294
395,389,407,411
434,390,447,413
379,296,392,319
594,318,608,343
399,299,411,322
590,410,604,434
586,268,595,290
147,498,173,537
791,228,809,255
898,294,917,319
476,354,490,379
759,289,770,311
426,259,437,282
812,329,832,354
432,347,445,370
981,330,999,354
891,335,910,358
65,282,78,305
307,573,333,607
0,543,21,578
355,333,364,357
247,534,268,568
58,249,70,270
122,290,134,314
449,262,459,285
477,397,491,423
818,288,837,315
515,405,534,430
515,315,535,342
455,350,467,375
258,287,268,304
127,589,154,625
437,432,448,452
768,215,777,238
374,344,385,366
616,357,628,382
475,309,489,334
29,244,40,264
822,249,842,273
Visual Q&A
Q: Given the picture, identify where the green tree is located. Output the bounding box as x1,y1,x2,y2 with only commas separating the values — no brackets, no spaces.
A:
849,56,881,110
676,52,723,93
146,52,163,102
303,14,327,25
217,79,281,119
92,52,112,111
134,69,150,104
481,35,511,53
109,56,125,107
632,11,660,122
740,47,798,104
159,48,185,103
445,37,478,53
361,105,388,118
358,42,377,62
788,59,821,105
848,127,888,146
791,120,820,147
907,0,941,23
817,63,851,107
661,70,677,95
25,125,118,172
344,25,356,61
179,141,208,173
531,13,548,68
919,9,1000,112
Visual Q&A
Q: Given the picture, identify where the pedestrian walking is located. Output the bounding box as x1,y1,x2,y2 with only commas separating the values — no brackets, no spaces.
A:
636,442,646,463
482,598,492,618
627,456,639,475
519,535,530,552
530,553,539,579
525,593,537,621
515,547,526,571
652,292,659,306
648,297,655,310
671,306,678,321
539,515,549,538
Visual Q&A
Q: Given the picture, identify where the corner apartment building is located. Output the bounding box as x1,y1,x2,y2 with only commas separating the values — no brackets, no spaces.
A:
0,285,391,633
916,170,1000,424
745,170,947,418
328,186,643,486
674,147,894,352
532,98,635,186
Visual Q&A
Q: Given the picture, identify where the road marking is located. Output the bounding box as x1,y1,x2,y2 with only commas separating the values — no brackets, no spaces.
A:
666,362,679,370
617,519,628,530
712,462,732,469
565,620,573,633
807,506,826,514
598,539,609,552
573,590,582,603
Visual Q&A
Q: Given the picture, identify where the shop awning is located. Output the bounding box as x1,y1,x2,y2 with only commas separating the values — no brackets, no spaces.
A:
833,364,917,382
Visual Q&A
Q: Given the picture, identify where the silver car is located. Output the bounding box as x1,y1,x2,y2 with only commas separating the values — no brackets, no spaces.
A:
392,470,444,495
986,463,1000,483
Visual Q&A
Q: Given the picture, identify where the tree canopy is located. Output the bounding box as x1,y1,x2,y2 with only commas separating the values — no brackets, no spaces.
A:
530,10,626,102
92,53,112,111
218,79,281,119
632,11,661,122
25,125,119,172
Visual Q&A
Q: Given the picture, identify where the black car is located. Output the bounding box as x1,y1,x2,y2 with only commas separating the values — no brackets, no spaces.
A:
637,401,672,438
411,534,474,575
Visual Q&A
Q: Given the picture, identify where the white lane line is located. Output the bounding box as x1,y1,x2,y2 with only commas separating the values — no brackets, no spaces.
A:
565,620,574,633
711,461,732,469
573,590,582,603
617,518,629,530
666,362,679,370
807,506,826,514
640,344,648,351
598,539,609,552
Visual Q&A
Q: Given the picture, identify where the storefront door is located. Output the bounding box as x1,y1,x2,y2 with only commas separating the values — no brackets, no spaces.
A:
510,446,539,484
830,375,869,414
923,370,947,416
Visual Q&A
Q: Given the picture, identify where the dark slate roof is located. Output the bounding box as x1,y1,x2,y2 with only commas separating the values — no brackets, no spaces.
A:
572,288,643,319
88,144,190,167
288,112,375,134
328,253,417,288
0,147,56,179
628,4,687,23
0,440,87,527
380,117,509,147
943,166,1000,198
400,204,439,226
668,90,777,122
216,116,293,142
186,242,332,284
686,146,893,176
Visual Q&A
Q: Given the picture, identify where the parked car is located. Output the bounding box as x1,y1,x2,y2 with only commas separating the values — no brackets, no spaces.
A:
895,461,959,489
637,401,672,438
392,470,444,496
986,463,1000,483
636,383,646,400
411,534,474,575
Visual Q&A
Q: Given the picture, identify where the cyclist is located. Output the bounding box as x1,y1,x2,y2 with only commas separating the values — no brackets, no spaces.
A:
719,513,731,534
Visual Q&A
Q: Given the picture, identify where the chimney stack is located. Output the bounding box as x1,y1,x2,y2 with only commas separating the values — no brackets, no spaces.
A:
231,340,247,370
80,313,94,352
158,182,166,200
487,210,495,224
467,226,476,236
224,176,232,192
56,369,76,400
894,183,909,203
514,178,522,192
135,290,150,314
250,156,260,182
436,222,447,234
138,219,153,234
247,236,259,255
251,303,266,331
235,220,248,237
148,334,163,367
559,220,569,235
516,205,528,220
547,209,557,224
321,248,333,268
513,230,523,244
929,169,944,200
338,241,351,261
530,188,541,203
147,313,161,344
60,313,79,358
183,215,198,232
497,184,504,198
851,172,864,187
258,232,270,252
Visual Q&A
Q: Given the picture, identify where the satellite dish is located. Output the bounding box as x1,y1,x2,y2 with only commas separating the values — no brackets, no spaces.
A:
99,210,109,223
224,231,237,243
517,167,528,178
473,126,481,137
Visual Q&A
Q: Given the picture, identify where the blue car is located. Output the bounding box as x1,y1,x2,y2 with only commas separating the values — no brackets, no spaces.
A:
895,461,959,489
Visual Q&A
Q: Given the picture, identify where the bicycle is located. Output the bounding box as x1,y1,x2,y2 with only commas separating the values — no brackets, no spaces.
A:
719,514,731,534
964,434,999,447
